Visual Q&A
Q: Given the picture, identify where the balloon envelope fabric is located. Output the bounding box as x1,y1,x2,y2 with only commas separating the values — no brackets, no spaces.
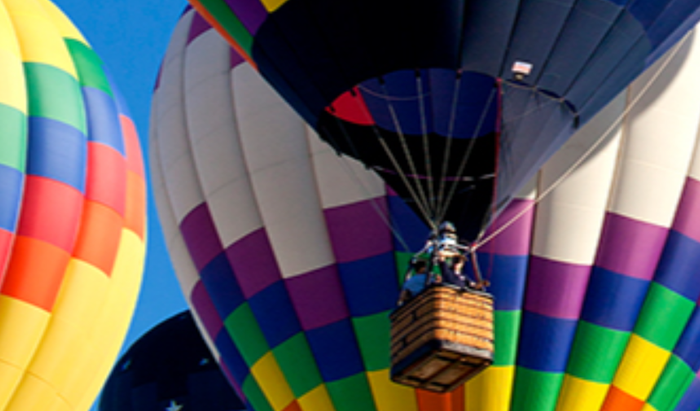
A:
0,0,147,410
185,0,700,242
99,311,247,411
151,9,700,411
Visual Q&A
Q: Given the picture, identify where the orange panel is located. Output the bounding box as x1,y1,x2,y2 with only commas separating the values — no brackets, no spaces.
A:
417,388,452,411
85,142,126,216
1,236,71,312
72,201,123,275
119,116,145,178
601,385,644,411
282,400,302,411
0,230,13,277
450,385,465,411
16,176,83,253
124,171,146,239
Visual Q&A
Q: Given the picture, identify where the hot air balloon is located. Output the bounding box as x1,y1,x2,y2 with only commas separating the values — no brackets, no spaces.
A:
186,0,700,243
99,311,247,411
0,0,146,410
151,8,700,411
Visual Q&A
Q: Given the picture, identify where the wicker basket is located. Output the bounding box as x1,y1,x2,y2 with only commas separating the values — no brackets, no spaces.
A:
390,285,494,393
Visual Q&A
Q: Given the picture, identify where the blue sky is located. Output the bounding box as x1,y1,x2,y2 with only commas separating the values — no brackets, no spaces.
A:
53,0,191,381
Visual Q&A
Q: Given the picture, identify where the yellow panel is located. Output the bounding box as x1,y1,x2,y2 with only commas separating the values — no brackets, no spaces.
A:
4,0,77,76
48,396,71,411
366,370,418,411
555,374,609,411
51,258,109,328
251,352,296,411
35,0,87,44
260,0,288,12
0,361,23,408
464,366,514,411
613,335,670,400
0,5,25,112
0,295,50,367
297,384,334,411
641,403,658,411
5,372,57,411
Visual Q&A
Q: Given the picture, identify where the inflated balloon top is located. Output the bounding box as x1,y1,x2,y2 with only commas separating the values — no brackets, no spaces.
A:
0,0,146,409
153,8,700,411
100,312,247,411
188,0,700,241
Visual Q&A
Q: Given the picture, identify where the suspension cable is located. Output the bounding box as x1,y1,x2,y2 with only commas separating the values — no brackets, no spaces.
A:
415,70,437,216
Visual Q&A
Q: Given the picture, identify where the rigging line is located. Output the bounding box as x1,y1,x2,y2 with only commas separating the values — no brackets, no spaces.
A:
356,84,429,101
435,85,499,224
435,72,464,219
379,78,433,220
416,70,437,216
473,31,690,250
348,88,436,227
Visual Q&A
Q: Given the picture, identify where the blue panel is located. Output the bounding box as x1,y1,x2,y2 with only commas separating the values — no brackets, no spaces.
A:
654,230,700,301
673,308,700,372
675,377,700,411
215,331,250,385
306,319,365,381
629,0,672,30
362,70,424,136
338,252,399,317
82,87,125,154
387,194,429,251
0,165,23,233
27,116,86,192
646,1,700,59
516,311,578,372
580,267,650,331
104,69,131,118
200,253,246,319
475,253,529,310
247,281,302,348
460,0,520,75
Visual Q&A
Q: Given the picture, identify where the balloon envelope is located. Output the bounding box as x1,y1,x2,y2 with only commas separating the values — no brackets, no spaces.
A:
187,0,700,241
0,0,146,409
151,9,700,411
99,311,247,411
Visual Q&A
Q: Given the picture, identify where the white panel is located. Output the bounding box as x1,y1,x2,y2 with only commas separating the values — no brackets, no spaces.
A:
184,29,263,246
533,92,626,263
160,9,194,69
686,128,700,180
609,30,700,226
307,127,385,209
232,64,335,277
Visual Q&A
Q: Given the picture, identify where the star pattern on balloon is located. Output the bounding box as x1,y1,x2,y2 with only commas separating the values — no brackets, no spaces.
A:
165,400,183,411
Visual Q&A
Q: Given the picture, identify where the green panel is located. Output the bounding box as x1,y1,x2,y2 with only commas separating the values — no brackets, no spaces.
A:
326,373,377,411
511,367,563,411
224,303,270,367
65,39,112,96
647,355,695,411
242,375,274,411
394,252,413,285
0,104,26,170
353,311,391,371
24,63,86,134
634,283,695,350
494,310,521,366
198,0,253,55
566,321,629,383
272,333,323,397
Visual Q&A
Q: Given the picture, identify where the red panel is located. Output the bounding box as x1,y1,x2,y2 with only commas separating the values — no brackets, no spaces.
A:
86,142,126,216
1,236,71,312
17,176,83,253
281,400,301,411
124,171,146,240
326,87,375,126
0,229,14,283
417,388,453,411
72,200,123,275
601,385,644,411
119,115,145,178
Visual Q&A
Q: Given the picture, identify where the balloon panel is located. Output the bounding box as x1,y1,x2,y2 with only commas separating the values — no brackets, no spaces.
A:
152,9,700,411
0,1,146,410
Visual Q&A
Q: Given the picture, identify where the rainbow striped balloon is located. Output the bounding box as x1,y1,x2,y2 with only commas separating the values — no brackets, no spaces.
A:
151,8,700,411
0,1,146,410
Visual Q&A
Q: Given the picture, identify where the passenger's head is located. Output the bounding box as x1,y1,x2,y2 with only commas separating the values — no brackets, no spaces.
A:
413,259,428,273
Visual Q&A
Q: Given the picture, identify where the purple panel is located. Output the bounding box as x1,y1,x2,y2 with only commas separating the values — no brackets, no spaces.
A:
224,0,267,34
225,228,281,298
230,47,245,70
480,198,535,255
187,10,213,44
673,177,700,244
595,212,668,280
524,256,591,319
191,280,224,339
285,265,350,330
180,203,224,271
324,197,393,263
